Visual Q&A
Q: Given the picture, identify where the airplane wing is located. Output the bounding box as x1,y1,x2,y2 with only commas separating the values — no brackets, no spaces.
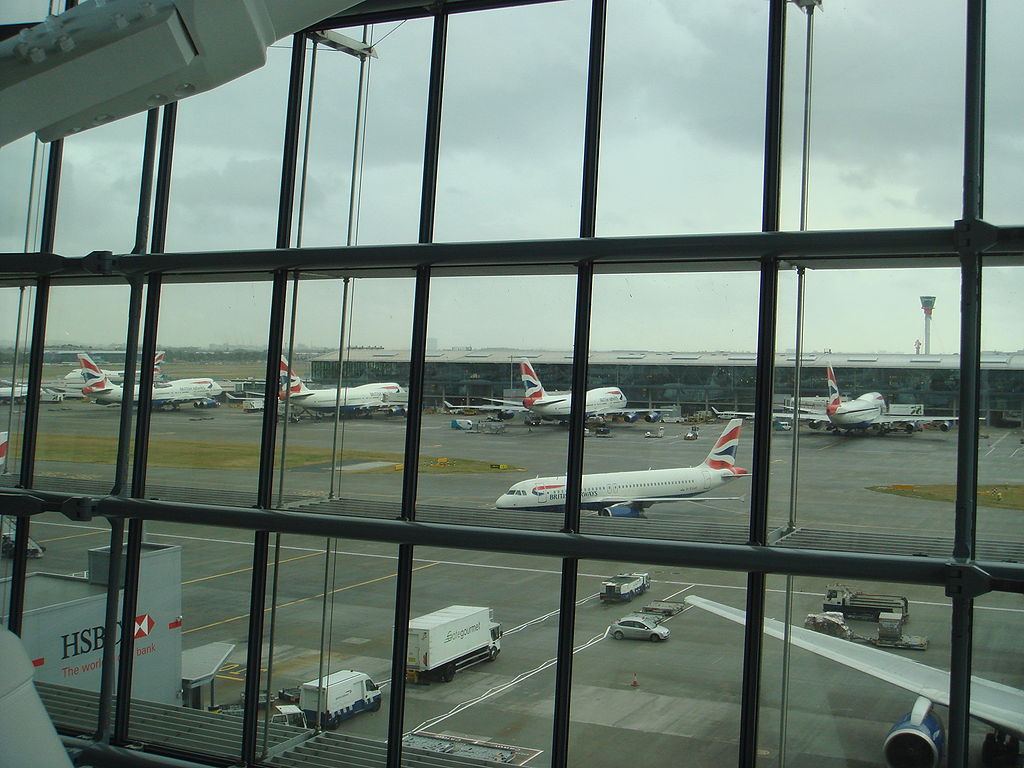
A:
685,595,1024,737
599,494,747,504
874,414,958,426
445,399,526,412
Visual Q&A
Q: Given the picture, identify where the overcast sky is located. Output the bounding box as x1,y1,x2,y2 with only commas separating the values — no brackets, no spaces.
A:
1,0,1021,356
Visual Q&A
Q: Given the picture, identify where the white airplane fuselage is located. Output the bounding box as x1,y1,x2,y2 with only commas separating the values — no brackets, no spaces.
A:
526,387,627,418
496,465,741,513
826,392,886,430
286,382,404,412
87,379,222,406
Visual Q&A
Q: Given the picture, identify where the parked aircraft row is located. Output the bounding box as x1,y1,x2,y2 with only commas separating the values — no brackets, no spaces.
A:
448,359,663,425
716,366,957,436
496,418,748,517
60,352,164,387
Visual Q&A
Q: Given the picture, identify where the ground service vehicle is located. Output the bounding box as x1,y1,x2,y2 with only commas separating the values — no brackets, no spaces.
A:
823,583,909,621
406,605,502,683
609,614,670,642
299,670,381,729
599,572,651,602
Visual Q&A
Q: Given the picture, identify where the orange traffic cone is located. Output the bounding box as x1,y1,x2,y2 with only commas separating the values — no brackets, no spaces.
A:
630,672,639,687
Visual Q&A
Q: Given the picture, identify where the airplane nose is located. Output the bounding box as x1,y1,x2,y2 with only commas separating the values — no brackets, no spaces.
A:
495,495,510,509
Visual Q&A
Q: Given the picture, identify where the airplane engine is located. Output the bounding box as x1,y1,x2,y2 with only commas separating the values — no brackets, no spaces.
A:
596,505,642,518
622,412,641,423
939,421,951,432
192,398,220,408
498,410,516,420
389,406,407,416
904,423,916,434
808,420,823,430
882,697,944,768
644,411,661,423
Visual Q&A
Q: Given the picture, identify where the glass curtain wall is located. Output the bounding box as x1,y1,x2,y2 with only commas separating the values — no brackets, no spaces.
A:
0,2,1021,768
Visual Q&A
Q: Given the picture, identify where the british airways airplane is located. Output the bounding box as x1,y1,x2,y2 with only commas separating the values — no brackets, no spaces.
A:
459,359,662,424
279,358,405,416
78,353,222,409
495,419,748,517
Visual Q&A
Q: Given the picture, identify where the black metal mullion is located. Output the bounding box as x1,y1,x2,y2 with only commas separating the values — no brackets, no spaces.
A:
241,32,307,766
946,3,987,766
738,1,786,766
387,12,447,768
116,98,176,742
8,122,64,635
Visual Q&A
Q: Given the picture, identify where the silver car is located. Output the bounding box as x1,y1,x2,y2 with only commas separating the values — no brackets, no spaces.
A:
609,614,670,642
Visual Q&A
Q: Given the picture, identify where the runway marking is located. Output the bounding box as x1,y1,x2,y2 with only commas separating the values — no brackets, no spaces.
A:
181,550,324,585
983,431,1009,457
182,561,439,635
407,627,609,736
36,529,107,543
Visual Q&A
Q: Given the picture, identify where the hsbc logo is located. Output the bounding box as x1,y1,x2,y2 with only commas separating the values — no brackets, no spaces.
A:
61,613,159,659
133,614,155,639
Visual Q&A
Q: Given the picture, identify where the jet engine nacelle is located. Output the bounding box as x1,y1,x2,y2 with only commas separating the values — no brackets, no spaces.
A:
938,421,951,432
192,398,220,408
622,412,641,423
643,411,661,423
498,410,516,420
596,504,642,518
808,420,824,430
882,697,944,768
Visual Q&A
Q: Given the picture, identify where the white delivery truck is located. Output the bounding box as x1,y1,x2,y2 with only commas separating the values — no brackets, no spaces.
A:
406,605,501,684
299,669,381,730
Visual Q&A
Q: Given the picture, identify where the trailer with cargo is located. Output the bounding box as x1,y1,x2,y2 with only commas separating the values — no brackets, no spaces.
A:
299,669,381,729
804,611,927,651
406,605,501,684
823,583,909,621
598,572,650,603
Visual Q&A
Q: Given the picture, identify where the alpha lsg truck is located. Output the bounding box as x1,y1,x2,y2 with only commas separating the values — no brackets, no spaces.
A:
406,605,501,683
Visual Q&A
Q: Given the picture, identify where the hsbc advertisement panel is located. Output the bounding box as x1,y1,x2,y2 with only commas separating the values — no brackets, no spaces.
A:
6,543,183,705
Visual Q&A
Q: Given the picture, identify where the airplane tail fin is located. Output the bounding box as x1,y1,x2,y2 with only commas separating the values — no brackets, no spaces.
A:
279,357,310,397
78,353,111,395
703,418,747,475
0,430,8,470
826,366,841,415
519,359,546,405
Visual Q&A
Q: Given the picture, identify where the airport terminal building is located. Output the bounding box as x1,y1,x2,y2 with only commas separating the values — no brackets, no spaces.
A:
309,348,1024,423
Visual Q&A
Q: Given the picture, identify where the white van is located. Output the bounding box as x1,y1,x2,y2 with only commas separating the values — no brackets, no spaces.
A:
298,670,381,729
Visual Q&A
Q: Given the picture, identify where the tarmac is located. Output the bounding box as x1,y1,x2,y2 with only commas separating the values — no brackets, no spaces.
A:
5,399,1023,767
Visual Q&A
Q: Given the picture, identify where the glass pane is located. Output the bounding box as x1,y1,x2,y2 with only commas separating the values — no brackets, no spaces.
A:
164,47,293,252
436,1,589,241
404,547,554,763
760,576,949,767
984,0,1024,225
257,534,398,759
581,268,760,540
599,0,767,236
143,281,273,506
275,275,414,515
420,273,578,530
301,21,433,248
780,1,964,230
571,564,745,768
772,267,962,549
33,284,132,494
53,115,147,256
979,265,1023,551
